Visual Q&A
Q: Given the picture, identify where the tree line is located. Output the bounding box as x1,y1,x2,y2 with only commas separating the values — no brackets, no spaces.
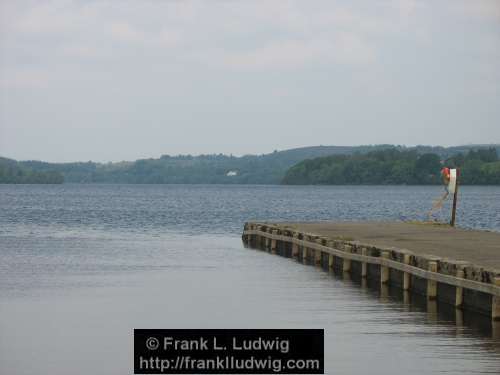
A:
0,158,64,184
1,145,499,185
282,148,500,185
7,145,394,184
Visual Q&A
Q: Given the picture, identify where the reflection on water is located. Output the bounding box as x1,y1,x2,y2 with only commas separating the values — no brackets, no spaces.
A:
1,184,500,374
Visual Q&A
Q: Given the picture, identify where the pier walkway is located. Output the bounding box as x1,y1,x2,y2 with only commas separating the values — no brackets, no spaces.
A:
242,221,500,320
279,221,500,270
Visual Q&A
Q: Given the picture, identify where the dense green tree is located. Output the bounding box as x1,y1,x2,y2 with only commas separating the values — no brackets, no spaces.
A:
414,153,441,184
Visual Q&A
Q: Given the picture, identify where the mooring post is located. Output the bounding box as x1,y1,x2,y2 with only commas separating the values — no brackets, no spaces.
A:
380,284,389,301
455,309,464,327
455,267,465,308
302,235,308,263
380,250,390,285
292,233,299,258
261,231,266,249
315,250,322,266
270,229,277,254
247,224,253,246
403,254,411,291
427,300,438,319
343,244,351,273
328,254,334,269
427,261,438,300
403,291,410,305
492,322,500,340
263,227,269,251
492,277,500,321
361,247,367,278
343,258,351,273
314,239,322,266
254,225,261,249
257,226,263,250
327,241,335,269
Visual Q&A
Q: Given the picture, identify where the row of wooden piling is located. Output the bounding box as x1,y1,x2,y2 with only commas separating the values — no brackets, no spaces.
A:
242,222,500,321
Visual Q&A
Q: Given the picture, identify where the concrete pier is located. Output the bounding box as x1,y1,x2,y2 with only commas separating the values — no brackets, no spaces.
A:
242,221,500,320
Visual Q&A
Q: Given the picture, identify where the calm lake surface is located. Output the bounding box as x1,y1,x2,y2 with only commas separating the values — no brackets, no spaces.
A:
1,184,500,374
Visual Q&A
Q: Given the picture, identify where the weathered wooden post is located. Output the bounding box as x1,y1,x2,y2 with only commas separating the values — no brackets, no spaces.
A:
263,227,270,251
271,229,277,254
455,267,465,308
328,254,334,269
314,239,322,266
403,254,411,291
361,247,368,278
427,261,438,300
427,300,438,318
246,224,253,246
380,284,389,301
254,227,260,250
403,291,410,305
343,244,351,273
492,321,500,340
302,235,308,263
254,225,261,249
492,277,500,321
343,258,351,273
380,250,390,285
292,233,299,258
455,309,464,327
327,241,335,270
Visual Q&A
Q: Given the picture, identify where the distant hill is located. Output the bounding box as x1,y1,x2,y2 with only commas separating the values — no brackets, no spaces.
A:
2,144,499,184
404,144,500,159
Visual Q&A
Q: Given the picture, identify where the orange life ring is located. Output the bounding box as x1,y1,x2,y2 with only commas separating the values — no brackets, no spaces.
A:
441,167,451,186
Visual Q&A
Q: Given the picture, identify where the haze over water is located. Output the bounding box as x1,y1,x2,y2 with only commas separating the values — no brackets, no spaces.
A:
1,184,500,374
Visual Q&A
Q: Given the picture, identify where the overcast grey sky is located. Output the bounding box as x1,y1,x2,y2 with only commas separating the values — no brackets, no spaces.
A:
1,0,499,162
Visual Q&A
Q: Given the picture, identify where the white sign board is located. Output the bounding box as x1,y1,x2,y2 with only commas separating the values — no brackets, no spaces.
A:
448,169,457,194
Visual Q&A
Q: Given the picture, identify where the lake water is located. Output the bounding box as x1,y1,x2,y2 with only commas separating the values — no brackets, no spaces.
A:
1,184,500,375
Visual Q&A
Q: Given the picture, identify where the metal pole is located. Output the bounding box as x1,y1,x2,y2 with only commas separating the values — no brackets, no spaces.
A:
450,169,459,227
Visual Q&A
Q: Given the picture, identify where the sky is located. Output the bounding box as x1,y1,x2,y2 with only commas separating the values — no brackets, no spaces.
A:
0,0,499,163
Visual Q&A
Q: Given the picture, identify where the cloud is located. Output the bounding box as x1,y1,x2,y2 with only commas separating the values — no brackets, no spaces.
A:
0,68,50,89
454,0,500,21
203,33,374,72
0,1,496,79
1,0,499,161
0,0,384,86
110,23,145,44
